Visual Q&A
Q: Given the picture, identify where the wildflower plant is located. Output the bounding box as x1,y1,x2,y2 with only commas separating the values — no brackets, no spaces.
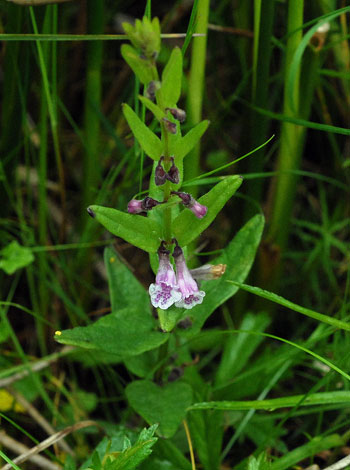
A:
55,15,264,448
83,16,258,330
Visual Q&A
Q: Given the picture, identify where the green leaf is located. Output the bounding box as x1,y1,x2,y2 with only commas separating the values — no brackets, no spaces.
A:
230,282,350,332
247,454,271,470
139,95,165,121
124,349,158,378
269,435,344,470
81,426,157,470
173,175,243,246
104,247,149,312
122,103,162,160
88,205,163,253
178,214,265,336
55,307,168,357
106,425,158,470
170,120,209,159
126,380,193,438
215,312,271,386
121,44,153,85
159,47,182,107
0,241,34,275
188,391,350,412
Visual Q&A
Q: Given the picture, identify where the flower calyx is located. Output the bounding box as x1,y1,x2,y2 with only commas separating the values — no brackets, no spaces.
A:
155,157,180,186
162,118,177,134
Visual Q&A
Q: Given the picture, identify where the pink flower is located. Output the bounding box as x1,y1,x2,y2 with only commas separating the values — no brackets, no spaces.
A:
127,199,144,214
171,191,208,219
188,199,207,219
173,243,205,310
149,243,181,310
127,197,160,214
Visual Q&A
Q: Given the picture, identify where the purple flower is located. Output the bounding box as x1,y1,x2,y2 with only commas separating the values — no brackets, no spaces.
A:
127,199,144,214
171,191,208,219
188,199,207,219
127,197,160,214
149,243,182,310
173,243,205,310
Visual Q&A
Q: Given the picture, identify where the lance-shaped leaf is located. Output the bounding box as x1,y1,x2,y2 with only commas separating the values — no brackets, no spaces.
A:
123,103,162,160
121,44,154,85
172,175,243,246
55,308,168,357
88,205,163,253
158,47,182,108
169,120,209,160
139,95,165,121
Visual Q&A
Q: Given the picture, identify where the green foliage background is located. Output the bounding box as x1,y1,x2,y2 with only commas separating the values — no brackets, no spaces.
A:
0,1,349,469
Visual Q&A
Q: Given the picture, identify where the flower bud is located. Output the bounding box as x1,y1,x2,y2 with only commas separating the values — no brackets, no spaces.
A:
166,107,186,123
145,80,161,101
122,17,161,61
166,157,180,184
171,191,208,219
127,197,160,214
162,118,177,134
188,199,208,219
155,157,167,186
190,264,227,281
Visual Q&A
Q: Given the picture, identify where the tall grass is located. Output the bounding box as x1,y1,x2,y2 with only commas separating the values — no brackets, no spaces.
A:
0,1,349,469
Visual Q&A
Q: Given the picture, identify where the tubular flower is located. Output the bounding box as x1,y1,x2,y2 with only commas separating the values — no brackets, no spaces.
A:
190,263,226,281
127,196,160,214
149,243,182,309
172,191,208,219
173,243,205,309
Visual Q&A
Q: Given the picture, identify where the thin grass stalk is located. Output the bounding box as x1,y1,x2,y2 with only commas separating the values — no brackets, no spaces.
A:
266,1,304,250
184,0,210,196
36,6,54,356
0,5,23,217
244,0,275,220
81,0,104,215
232,0,251,76
29,7,66,241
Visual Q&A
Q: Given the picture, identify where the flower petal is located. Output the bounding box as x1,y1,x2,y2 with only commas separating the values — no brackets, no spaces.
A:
149,282,182,310
175,290,205,309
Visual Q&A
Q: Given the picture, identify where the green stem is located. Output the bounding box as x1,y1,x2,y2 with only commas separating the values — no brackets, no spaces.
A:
0,5,23,218
244,0,275,219
82,0,104,215
184,0,210,195
266,0,304,249
160,121,172,242
30,7,66,240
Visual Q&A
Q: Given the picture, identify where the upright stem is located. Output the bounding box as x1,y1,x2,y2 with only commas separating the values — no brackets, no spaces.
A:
82,0,104,215
160,121,172,242
244,0,275,220
266,0,304,249
184,0,210,195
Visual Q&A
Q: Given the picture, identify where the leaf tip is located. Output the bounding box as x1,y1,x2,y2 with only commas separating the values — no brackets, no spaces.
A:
87,207,96,218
